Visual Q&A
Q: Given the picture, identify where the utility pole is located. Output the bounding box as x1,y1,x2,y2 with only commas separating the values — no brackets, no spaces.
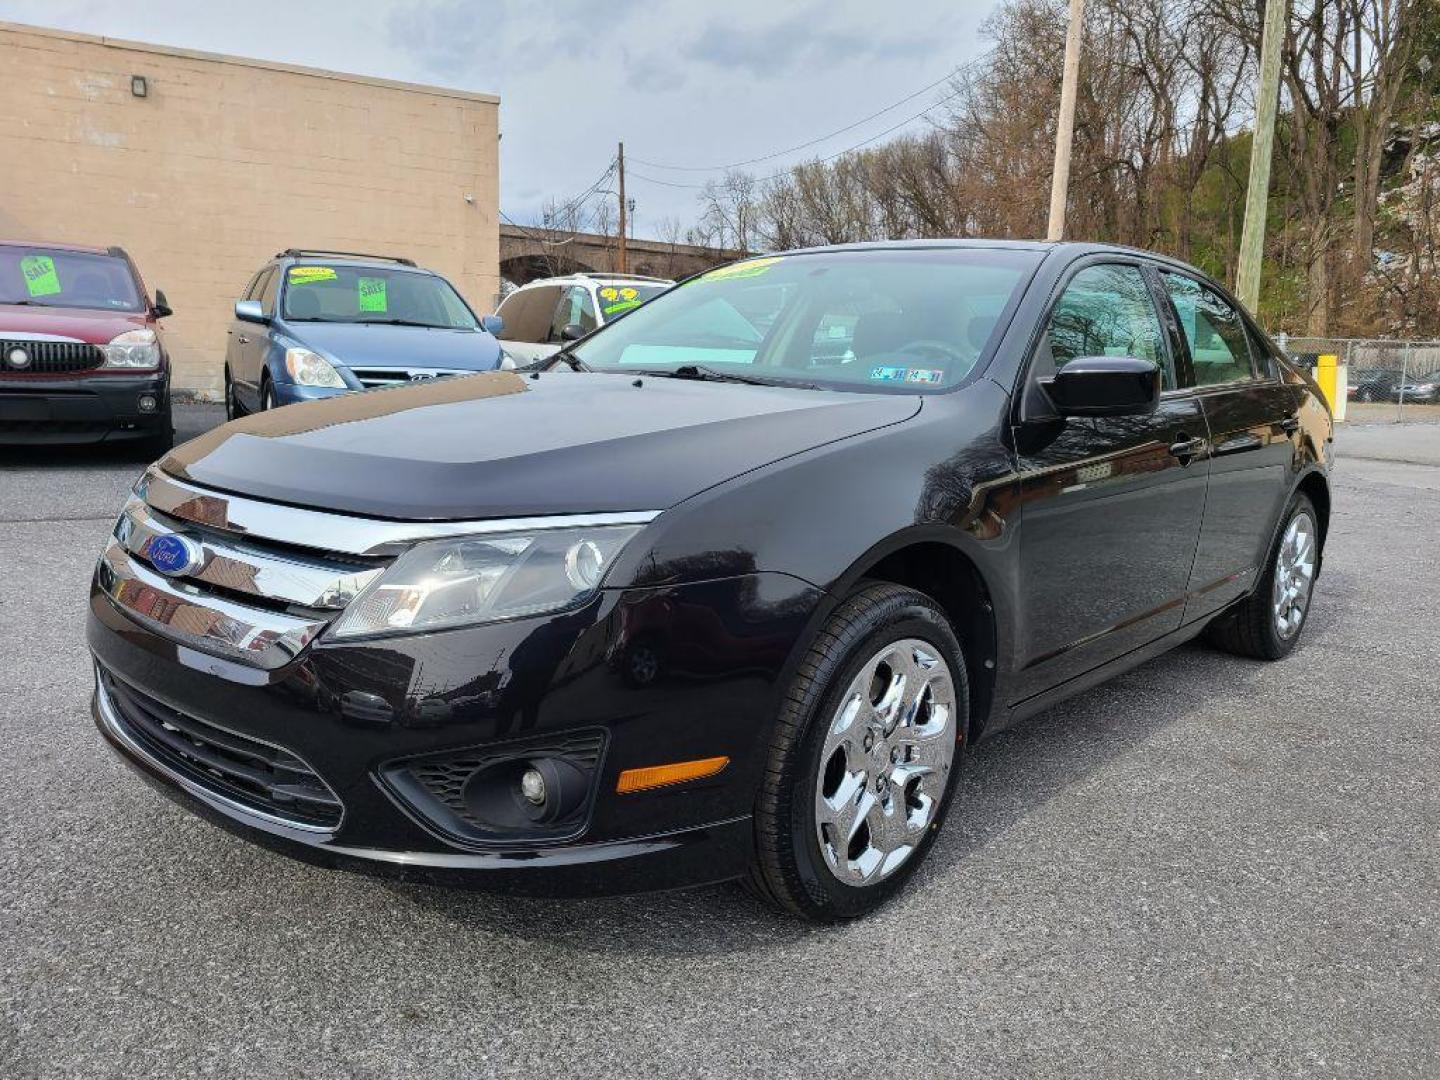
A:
1046,0,1085,242
1235,0,1288,311
617,142,628,274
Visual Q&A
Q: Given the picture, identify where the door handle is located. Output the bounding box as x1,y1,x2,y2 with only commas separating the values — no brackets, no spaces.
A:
1281,416,1300,434
237,335,250,345
1168,435,1206,463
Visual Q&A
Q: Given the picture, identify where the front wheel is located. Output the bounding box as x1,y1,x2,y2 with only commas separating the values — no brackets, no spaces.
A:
747,583,968,921
1206,493,1319,660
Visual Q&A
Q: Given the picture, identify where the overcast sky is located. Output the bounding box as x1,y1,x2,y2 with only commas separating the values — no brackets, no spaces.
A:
0,0,1001,239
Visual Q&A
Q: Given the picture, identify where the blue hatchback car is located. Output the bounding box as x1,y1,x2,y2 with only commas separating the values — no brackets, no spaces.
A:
223,249,506,416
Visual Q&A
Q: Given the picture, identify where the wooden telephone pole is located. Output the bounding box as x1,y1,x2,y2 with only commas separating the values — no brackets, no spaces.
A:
1235,0,1288,311
617,142,628,274
1046,0,1086,241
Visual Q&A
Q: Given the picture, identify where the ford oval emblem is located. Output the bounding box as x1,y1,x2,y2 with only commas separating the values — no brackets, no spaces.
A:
147,533,204,578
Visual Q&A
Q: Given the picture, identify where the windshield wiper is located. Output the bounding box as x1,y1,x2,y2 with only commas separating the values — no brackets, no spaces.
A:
357,318,452,329
653,364,821,390
545,346,589,372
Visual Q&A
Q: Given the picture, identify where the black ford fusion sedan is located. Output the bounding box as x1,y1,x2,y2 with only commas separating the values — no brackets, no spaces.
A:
89,241,1332,921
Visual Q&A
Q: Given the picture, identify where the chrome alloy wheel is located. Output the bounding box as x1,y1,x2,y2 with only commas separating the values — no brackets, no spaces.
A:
814,638,957,886
1272,512,1317,640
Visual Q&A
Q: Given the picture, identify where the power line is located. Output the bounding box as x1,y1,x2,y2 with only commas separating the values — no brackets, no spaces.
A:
630,67,966,173
628,81,971,192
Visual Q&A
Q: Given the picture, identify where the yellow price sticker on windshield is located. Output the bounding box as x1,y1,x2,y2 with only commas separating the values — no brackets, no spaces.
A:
599,287,620,302
703,256,781,283
289,266,337,284
21,255,61,297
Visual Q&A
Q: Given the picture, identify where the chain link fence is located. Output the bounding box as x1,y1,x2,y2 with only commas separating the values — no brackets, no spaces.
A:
1277,336,1440,423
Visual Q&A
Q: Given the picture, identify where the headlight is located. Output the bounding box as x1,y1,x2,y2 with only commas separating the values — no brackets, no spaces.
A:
102,328,160,369
285,347,347,388
329,525,643,639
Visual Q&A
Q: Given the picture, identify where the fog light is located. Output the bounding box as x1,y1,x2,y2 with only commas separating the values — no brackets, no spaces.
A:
137,393,158,414
519,766,547,806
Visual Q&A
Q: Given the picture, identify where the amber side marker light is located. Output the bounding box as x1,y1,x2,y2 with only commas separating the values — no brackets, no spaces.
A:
616,756,730,794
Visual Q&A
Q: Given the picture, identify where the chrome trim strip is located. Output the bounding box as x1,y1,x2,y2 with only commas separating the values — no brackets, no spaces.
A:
97,540,330,670
115,495,384,610
94,671,337,835
0,331,88,343
140,469,663,557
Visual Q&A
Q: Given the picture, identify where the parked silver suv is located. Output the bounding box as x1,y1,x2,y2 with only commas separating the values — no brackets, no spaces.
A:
492,272,671,365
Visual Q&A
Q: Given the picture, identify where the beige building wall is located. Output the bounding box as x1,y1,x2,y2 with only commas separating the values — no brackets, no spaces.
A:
0,21,499,396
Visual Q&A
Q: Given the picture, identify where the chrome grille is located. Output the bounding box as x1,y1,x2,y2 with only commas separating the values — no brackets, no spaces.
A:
350,368,468,389
0,338,103,374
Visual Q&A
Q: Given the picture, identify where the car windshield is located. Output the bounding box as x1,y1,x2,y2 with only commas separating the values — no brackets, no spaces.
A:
0,248,144,312
281,264,479,329
569,248,1040,391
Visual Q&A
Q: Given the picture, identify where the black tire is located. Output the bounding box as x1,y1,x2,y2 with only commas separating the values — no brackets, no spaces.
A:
224,368,241,420
746,582,969,921
1205,493,1318,661
260,378,276,412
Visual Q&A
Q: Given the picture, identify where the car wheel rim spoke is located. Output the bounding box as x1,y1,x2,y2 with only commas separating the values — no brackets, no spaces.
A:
814,637,957,887
1272,513,1316,640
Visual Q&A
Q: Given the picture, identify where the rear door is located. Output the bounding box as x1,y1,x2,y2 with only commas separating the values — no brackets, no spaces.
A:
226,270,264,406
1158,271,1296,621
1011,259,1210,701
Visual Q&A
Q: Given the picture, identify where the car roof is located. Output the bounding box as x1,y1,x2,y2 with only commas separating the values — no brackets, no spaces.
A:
0,239,119,256
516,273,673,290
273,252,435,275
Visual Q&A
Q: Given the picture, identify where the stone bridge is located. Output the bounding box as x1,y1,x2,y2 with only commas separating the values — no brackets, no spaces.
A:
500,224,744,285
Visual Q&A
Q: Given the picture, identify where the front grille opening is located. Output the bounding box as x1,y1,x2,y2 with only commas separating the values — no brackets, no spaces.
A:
383,731,606,846
101,670,342,829
0,339,104,374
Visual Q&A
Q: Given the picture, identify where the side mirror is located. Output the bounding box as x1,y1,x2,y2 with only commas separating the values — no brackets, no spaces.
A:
560,322,587,343
480,314,505,336
234,299,267,324
152,289,174,318
1041,356,1160,418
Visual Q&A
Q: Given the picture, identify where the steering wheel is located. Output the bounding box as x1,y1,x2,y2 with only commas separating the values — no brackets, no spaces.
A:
893,339,969,368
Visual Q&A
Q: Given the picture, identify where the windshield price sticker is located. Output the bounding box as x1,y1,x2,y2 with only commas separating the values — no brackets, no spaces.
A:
905,368,944,384
288,266,337,285
358,277,388,313
21,255,61,297
600,285,643,316
703,256,782,283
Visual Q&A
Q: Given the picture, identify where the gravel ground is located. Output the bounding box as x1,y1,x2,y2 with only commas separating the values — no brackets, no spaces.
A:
1,407,1436,1079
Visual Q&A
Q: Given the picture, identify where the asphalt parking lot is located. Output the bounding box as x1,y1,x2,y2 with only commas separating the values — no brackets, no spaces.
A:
2,409,1437,1079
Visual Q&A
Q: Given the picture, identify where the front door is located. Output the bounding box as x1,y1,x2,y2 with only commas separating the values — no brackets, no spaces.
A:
1011,261,1210,701
1158,271,1295,620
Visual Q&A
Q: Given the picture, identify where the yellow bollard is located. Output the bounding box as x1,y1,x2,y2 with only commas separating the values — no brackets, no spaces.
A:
1315,353,1339,413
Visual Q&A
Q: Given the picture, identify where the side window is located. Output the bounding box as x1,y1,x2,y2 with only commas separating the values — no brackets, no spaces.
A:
1162,273,1256,385
552,286,597,338
1040,263,1172,390
241,271,264,301
257,268,280,316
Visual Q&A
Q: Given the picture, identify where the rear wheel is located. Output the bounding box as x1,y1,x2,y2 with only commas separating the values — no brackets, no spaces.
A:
1206,493,1318,660
224,368,241,420
747,583,968,921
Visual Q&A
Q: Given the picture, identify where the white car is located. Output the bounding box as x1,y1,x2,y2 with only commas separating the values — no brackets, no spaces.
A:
490,273,672,365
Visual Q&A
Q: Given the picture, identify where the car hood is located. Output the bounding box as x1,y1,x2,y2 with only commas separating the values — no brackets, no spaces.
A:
0,303,149,344
161,371,922,520
281,319,502,371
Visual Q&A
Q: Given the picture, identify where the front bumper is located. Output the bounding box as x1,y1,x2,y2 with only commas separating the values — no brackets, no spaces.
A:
0,371,168,443
88,568,821,896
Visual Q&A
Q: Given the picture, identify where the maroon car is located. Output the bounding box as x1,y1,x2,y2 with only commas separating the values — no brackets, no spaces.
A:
0,241,173,453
